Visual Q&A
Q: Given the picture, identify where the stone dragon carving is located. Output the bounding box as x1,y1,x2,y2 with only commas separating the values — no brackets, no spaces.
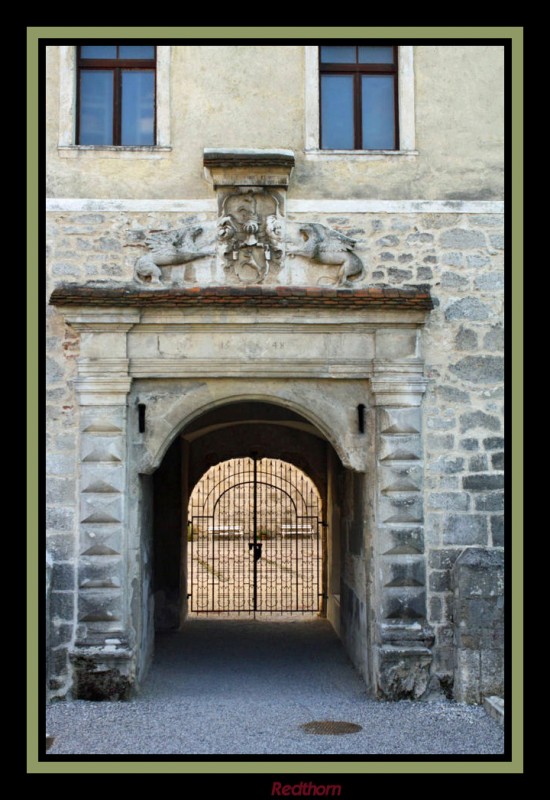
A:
133,215,365,287
286,222,365,287
134,223,215,284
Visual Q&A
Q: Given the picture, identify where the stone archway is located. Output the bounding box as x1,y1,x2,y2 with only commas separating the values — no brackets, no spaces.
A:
152,401,333,628
51,285,434,701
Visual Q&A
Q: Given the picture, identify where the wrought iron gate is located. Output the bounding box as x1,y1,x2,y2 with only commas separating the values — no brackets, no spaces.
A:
189,457,321,613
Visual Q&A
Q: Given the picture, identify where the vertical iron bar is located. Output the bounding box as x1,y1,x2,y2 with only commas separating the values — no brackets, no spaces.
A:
190,515,193,612
295,467,299,611
253,453,258,613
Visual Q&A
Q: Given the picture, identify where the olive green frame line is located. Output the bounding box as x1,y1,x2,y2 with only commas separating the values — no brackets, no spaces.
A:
27,25,523,775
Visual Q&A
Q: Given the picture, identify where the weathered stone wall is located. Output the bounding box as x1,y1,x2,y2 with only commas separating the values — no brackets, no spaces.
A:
45,208,504,696
451,549,504,702
339,470,371,686
46,297,80,700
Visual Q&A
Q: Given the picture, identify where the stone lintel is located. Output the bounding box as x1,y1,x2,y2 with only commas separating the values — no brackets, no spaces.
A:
203,148,295,188
203,148,295,169
60,308,140,330
77,357,130,376
75,377,132,405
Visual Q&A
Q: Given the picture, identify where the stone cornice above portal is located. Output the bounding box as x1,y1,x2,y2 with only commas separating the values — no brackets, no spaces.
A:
50,285,433,314
203,148,295,188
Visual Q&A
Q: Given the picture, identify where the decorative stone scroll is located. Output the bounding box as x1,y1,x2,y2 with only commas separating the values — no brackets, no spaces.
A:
133,149,366,288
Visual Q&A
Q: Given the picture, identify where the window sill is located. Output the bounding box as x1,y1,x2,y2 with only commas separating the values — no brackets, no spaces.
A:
304,148,418,161
57,145,172,160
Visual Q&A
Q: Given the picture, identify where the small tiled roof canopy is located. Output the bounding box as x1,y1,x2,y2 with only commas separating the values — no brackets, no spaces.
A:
49,285,433,310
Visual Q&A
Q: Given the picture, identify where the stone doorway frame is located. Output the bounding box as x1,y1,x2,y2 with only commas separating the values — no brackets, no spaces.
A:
50,285,434,700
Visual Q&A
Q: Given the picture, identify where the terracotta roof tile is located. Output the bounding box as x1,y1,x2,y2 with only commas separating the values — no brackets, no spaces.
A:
49,284,434,311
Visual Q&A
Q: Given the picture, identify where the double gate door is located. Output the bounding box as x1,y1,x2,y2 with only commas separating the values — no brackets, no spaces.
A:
189,457,321,613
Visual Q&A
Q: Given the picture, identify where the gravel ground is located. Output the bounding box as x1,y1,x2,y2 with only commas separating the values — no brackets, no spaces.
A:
46,617,503,756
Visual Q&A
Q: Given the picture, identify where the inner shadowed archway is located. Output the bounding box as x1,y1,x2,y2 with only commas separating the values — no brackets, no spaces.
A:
152,401,345,634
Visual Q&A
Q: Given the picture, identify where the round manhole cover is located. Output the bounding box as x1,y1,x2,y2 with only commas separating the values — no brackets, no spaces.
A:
300,720,362,735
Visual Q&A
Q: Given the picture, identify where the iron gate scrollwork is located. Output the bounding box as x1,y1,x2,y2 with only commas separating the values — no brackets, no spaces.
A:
189,457,321,613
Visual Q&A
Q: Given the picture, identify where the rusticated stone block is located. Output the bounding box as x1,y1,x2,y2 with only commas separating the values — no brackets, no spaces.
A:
383,589,426,620
380,464,422,493
78,589,123,624
382,559,425,589
377,646,432,700
71,654,134,701
80,524,123,557
81,464,124,494
80,494,123,524
452,548,504,703
380,494,423,524
379,407,421,435
380,526,424,555
379,435,421,462
79,558,123,590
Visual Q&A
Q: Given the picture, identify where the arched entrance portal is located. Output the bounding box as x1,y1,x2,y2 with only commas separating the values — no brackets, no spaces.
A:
152,401,342,635
58,284,434,702
188,457,322,615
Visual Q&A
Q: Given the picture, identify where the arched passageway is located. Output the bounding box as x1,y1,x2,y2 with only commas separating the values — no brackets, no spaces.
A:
151,401,345,636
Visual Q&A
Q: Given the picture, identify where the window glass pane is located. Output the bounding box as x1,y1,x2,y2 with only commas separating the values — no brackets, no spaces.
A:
119,45,155,59
80,46,117,59
361,75,395,149
320,46,356,64
321,75,354,149
121,71,155,145
79,70,113,145
358,46,394,64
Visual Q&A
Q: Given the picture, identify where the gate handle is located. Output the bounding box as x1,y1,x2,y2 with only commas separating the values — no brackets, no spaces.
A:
248,542,263,561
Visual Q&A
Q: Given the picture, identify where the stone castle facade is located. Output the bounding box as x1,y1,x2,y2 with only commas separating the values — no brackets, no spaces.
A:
46,44,504,704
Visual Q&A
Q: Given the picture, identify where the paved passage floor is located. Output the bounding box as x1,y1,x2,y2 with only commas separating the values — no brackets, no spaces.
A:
46,617,504,756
